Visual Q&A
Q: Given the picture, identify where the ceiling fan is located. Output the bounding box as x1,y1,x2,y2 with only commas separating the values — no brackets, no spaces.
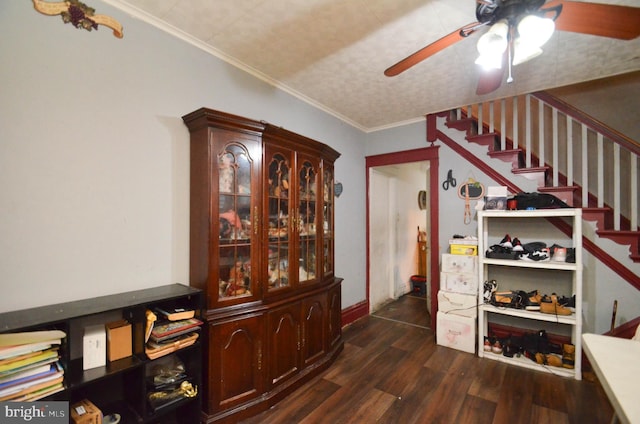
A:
384,1,640,95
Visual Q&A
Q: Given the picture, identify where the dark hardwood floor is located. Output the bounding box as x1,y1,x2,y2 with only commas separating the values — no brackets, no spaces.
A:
240,294,613,424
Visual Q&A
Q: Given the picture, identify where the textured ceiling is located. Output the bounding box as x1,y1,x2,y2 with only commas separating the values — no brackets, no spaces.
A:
107,0,640,131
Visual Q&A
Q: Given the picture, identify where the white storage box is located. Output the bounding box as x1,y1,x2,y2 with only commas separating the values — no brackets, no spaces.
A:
438,290,477,318
83,324,106,370
436,311,476,354
440,271,478,295
441,254,477,274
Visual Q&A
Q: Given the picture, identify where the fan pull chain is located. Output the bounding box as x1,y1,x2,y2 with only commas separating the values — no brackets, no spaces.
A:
507,33,514,84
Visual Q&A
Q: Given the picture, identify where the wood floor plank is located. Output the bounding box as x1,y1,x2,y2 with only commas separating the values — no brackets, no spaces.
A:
374,340,437,397
530,404,570,424
343,388,398,424
454,394,497,424
467,358,507,403
532,369,569,413
414,353,480,423
372,295,430,328
376,365,444,424
240,377,340,424
492,366,535,423
390,324,433,352
562,375,614,424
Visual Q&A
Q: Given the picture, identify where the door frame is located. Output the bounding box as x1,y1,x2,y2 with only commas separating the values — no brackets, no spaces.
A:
365,146,440,330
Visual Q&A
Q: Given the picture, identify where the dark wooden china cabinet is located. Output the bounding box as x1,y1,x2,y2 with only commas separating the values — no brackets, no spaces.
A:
182,108,343,423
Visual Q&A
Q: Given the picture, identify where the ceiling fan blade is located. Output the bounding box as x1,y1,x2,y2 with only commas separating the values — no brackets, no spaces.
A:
476,53,506,95
384,23,479,77
545,1,640,40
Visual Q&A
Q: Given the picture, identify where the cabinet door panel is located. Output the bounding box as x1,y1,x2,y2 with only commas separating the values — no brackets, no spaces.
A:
208,315,263,412
215,140,261,305
266,304,300,388
264,144,294,294
328,282,342,350
322,163,335,277
302,294,326,366
296,154,321,286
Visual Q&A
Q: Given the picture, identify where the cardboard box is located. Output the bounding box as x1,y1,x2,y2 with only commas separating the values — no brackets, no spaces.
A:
438,290,477,318
448,238,478,246
441,253,477,274
440,271,478,295
436,311,476,354
106,320,132,362
450,244,478,255
83,324,106,370
71,399,102,424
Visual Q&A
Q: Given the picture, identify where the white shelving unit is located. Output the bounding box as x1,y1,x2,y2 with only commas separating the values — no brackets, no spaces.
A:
477,209,582,380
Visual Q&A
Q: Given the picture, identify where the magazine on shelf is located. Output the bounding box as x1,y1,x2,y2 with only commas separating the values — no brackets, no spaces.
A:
154,306,195,321
0,348,59,376
0,362,63,390
150,318,203,343
145,333,199,360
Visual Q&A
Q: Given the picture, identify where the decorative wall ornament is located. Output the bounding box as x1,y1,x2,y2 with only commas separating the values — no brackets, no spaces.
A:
33,0,123,38
458,178,485,225
334,182,343,198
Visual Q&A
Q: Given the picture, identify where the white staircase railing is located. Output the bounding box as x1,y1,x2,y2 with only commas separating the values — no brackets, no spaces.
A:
457,93,639,232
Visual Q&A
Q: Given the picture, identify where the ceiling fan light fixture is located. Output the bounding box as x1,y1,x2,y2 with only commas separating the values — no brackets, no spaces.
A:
476,19,508,56
512,39,543,65
475,19,508,69
517,14,555,47
475,52,503,69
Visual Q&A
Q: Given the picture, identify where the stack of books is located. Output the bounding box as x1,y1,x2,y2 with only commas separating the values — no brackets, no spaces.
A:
145,308,202,360
0,330,66,401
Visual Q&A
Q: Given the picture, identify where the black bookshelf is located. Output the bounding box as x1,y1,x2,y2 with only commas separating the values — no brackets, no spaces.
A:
0,283,203,424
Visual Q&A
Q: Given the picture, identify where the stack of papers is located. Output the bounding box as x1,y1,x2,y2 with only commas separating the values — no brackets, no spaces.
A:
0,330,66,401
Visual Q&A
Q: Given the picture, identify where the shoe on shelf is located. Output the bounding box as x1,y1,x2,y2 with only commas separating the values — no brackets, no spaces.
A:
521,248,550,262
500,234,513,248
565,248,576,263
483,337,492,352
540,294,572,316
483,280,498,303
562,343,575,369
521,290,541,311
502,335,524,358
534,352,563,367
491,340,503,354
491,291,523,309
512,238,524,252
558,294,576,308
520,242,548,261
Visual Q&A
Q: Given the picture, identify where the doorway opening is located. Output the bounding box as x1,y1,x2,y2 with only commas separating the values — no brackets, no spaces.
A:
366,147,440,330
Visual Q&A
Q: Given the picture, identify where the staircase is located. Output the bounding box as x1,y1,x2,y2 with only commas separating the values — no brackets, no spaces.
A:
426,92,639,292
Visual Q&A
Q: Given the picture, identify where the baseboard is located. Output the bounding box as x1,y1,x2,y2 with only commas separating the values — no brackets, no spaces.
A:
341,300,368,327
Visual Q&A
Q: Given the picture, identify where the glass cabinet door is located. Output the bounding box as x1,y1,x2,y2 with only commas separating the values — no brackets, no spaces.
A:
297,155,320,285
265,146,292,293
322,164,334,277
217,142,257,303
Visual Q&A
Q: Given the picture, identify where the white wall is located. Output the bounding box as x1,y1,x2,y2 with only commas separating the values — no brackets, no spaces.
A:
0,1,366,312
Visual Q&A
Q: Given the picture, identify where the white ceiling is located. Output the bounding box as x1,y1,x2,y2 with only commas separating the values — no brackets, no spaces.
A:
107,0,640,132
